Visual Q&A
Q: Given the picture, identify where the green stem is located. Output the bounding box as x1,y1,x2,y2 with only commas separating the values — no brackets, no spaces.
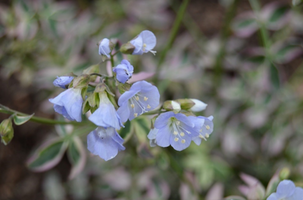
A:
213,0,239,91
0,104,81,125
248,0,272,62
110,54,115,68
154,0,190,83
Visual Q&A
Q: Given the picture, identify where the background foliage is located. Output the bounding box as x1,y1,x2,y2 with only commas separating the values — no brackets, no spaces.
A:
0,0,303,199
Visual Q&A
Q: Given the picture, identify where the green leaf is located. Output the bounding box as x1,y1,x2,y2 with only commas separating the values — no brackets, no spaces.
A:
67,137,86,179
269,6,288,24
270,63,280,90
236,18,256,29
27,138,67,171
133,117,150,143
13,113,34,125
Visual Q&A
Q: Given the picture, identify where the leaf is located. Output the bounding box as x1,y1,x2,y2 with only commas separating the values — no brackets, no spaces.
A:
269,63,280,90
274,44,303,64
133,117,151,143
268,6,288,24
232,13,258,38
13,113,34,125
263,3,290,30
224,196,246,200
27,138,68,172
293,0,303,6
67,137,86,180
265,171,280,196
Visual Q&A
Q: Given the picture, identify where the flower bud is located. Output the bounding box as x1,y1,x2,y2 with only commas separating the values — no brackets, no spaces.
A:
0,118,14,145
175,98,207,112
189,99,207,112
120,42,135,54
279,168,290,180
163,100,181,112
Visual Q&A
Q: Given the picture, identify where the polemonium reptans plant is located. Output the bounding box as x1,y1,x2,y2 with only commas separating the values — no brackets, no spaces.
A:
0,30,214,179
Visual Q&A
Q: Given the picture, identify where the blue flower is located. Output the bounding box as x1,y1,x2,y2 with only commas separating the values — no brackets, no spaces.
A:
191,116,214,145
53,76,74,89
148,111,199,151
113,60,134,83
117,81,160,123
89,91,123,130
98,38,111,58
147,128,158,147
87,127,125,161
49,88,83,122
267,180,303,200
130,30,156,55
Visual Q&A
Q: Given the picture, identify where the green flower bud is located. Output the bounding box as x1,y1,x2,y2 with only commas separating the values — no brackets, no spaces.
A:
0,118,14,145
279,168,290,180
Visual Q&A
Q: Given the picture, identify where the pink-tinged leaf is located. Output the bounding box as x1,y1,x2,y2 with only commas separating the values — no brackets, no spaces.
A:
67,136,86,180
232,12,259,38
240,173,259,186
262,3,290,30
27,138,68,172
274,44,303,64
127,72,155,83
205,183,224,200
180,183,198,200
239,173,265,200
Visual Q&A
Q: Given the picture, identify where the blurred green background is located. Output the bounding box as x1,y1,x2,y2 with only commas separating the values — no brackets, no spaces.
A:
0,0,303,199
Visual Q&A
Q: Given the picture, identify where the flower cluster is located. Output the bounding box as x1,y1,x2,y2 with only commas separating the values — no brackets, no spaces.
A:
148,100,213,151
49,30,213,161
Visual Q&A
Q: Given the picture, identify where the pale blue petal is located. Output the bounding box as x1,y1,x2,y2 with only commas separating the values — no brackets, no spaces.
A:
155,126,171,147
117,103,130,123
290,187,303,200
175,113,194,128
154,112,174,129
118,89,138,106
53,76,74,88
277,180,295,197
140,30,156,52
170,133,191,151
267,193,278,200
130,35,143,55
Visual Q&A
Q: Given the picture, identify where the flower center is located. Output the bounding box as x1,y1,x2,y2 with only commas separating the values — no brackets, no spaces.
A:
129,93,151,117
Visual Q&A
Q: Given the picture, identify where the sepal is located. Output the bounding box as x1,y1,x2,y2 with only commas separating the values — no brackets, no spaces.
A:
163,100,181,112
120,42,135,54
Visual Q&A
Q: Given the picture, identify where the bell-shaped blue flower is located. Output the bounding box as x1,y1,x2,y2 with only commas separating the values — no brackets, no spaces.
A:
148,111,199,151
49,88,83,122
113,60,134,83
267,180,303,200
89,91,123,130
98,38,111,58
191,116,214,145
87,127,125,161
130,30,156,55
53,76,74,89
117,81,160,123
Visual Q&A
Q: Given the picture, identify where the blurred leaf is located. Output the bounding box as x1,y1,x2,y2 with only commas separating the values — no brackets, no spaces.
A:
293,0,303,6
268,6,288,24
27,138,68,172
13,113,34,125
274,44,302,64
133,116,150,143
67,136,86,180
232,13,258,37
119,120,131,138
270,63,280,90
265,171,281,197
224,196,246,200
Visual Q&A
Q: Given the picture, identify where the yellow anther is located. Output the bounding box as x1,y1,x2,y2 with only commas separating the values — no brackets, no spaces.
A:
147,104,151,109
135,96,139,101
205,134,209,138
130,104,135,108
174,137,179,142
134,113,138,117
143,43,147,47
180,132,185,137
173,131,178,135
144,96,148,101
181,139,186,143
176,121,180,125
206,125,210,130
